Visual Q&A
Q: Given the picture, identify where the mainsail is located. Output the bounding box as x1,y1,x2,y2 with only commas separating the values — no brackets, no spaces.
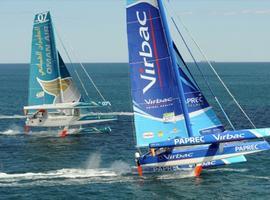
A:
28,11,81,106
127,1,188,147
127,0,224,147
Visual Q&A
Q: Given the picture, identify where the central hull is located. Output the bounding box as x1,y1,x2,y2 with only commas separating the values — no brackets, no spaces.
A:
26,114,116,127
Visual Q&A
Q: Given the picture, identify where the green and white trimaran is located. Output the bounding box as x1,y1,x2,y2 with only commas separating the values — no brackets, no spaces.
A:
23,11,116,136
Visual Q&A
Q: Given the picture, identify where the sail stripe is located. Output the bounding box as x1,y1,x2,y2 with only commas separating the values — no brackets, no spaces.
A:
149,12,163,88
130,56,170,65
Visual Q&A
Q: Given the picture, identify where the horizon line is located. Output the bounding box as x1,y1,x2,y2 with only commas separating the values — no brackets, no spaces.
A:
1,61,270,64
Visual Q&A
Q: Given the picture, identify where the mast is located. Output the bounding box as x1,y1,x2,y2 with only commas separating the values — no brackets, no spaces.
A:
157,0,193,137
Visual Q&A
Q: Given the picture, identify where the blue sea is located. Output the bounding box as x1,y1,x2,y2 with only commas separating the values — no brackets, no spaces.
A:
0,63,270,199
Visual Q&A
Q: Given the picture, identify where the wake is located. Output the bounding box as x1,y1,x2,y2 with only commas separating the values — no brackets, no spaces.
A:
0,153,133,187
0,125,23,135
0,168,127,187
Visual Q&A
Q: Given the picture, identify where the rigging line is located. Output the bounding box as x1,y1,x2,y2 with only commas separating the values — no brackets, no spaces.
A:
164,1,235,129
54,27,110,108
171,18,235,130
173,42,201,90
54,28,91,101
74,69,91,102
165,1,256,129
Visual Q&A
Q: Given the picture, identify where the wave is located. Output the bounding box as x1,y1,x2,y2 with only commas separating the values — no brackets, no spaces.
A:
0,168,122,187
0,152,133,187
0,125,23,135
0,165,133,187
0,168,117,181
207,168,249,173
240,174,270,180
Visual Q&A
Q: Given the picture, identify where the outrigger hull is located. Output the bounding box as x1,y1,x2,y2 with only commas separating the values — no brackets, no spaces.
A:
132,155,247,174
138,141,270,168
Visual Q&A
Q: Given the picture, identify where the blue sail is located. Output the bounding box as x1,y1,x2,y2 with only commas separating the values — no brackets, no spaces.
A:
127,1,189,147
28,11,60,106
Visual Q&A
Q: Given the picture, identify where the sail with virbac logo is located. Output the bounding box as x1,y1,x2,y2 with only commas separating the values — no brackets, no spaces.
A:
127,0,188,147
28,11,81,106
127,0,223,147
127,0,270,176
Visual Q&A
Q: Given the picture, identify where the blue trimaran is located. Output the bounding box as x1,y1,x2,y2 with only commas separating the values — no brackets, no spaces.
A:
23,11,115,136
126,0,270,176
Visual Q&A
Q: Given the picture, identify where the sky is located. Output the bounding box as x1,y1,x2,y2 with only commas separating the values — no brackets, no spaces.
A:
1,0,270,63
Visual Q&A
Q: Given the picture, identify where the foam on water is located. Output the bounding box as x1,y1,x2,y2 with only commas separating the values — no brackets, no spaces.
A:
0,124,23,135
0,168,123,187
0,158,135,187
240,174,270,180
207,168,249,173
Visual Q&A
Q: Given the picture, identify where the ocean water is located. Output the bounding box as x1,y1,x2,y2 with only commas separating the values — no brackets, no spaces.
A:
0,63,270,199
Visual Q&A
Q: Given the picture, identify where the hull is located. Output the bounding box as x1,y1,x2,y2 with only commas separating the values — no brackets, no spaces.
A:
138,141,270,168
26,113,116,127
132,155,247,174
132,156,247,174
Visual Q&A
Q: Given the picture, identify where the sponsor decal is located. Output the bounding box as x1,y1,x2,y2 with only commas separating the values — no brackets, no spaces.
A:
153,166,181,172
186,93,204,107
44,25,53,75
235,144,259,152
163,153,193,160
143,132,154,139
202,160,216,167
36,91,45,98
158,131,163,137
145,97,173,105
174,136,205,145
163,112,175,122
213,133,245,141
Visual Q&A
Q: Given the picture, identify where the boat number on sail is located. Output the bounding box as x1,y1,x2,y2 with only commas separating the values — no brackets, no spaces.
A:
36,12,48,24
137,11,156,94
